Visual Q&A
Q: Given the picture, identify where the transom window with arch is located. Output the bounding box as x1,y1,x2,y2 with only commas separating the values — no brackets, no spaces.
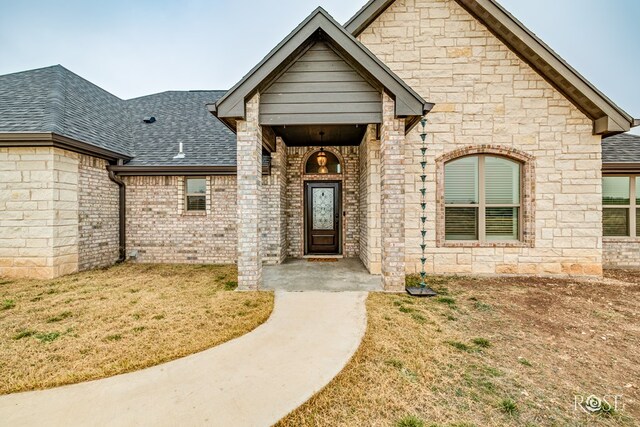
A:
305,149,341,175
444,155,522,242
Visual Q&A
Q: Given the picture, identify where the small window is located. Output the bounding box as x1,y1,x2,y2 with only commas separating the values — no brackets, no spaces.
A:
185,177,206,211
602,176,638,237
445,155,521,242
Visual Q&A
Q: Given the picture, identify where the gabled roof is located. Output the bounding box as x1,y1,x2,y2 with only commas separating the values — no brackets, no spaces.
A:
602,133,640,172
0,65,133,159
211,7,432,130
345,0,638,136
344,0,395,37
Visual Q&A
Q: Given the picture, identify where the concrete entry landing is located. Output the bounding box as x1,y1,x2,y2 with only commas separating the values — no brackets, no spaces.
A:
263,258,382,291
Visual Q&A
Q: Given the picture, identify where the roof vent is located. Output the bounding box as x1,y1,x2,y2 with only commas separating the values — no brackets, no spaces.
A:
143,116,156,124
173,142,185,159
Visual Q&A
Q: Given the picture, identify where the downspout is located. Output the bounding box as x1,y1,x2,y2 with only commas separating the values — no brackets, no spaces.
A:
108,169,126,263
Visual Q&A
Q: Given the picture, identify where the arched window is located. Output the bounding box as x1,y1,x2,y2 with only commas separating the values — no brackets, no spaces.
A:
305,149,341,174
444,155,521,241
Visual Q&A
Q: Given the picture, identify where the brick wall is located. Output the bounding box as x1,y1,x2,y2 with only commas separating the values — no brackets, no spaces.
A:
285,145,360,258
359,0,603,276
358,125,382,273
0,147,79,279
380,93,407,290
261,138,287,264
603,240,640,269
125,175,237,264
77,155,119,270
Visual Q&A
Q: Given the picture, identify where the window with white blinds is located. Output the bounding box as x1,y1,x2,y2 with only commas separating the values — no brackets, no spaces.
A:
185,177,206,211
602,176,638,237
445,155,521,242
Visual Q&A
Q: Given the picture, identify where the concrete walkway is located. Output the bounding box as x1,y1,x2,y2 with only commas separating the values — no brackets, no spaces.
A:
0,291,367,427
264,258,382,291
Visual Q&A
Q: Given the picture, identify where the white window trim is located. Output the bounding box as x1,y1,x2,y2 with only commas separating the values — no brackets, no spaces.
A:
445,155,523,243
184,176,208,213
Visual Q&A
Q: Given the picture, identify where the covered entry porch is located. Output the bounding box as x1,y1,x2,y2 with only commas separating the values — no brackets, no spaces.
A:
210,8,432,291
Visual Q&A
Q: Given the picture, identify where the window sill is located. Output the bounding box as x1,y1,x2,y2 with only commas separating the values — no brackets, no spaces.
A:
182,211,207,217
441,241,530,248
603,237,640,243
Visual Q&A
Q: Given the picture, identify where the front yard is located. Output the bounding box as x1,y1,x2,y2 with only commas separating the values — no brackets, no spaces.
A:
0,263,273,395
279,271,640,427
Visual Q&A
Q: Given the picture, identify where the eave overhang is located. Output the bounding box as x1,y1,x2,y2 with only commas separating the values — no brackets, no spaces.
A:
210,7,432,136
345,0,637,137
345,0,395,37
0,132,132,162
108,164,271,176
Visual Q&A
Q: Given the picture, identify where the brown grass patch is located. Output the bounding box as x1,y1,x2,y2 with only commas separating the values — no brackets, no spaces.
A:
278,272,639,426
0,263,273,395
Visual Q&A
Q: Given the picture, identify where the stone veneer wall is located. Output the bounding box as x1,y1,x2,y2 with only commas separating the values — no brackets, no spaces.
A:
359,0,603,276
125,175,237,264
603,240,640,269
77,155,119,270
285,145,360,258
0,147,79,279
358,125,382,273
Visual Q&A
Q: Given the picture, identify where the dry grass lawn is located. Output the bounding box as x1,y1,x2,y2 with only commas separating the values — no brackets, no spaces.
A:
0,263,273,395
278,270,639,427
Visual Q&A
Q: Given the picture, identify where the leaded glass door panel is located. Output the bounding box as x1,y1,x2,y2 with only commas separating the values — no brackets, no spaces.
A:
305,182,341,254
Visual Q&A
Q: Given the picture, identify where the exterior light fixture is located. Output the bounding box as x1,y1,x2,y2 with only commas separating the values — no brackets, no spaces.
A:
317,131,328,174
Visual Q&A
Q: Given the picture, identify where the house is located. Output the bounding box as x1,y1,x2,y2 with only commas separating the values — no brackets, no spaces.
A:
0,0,638,290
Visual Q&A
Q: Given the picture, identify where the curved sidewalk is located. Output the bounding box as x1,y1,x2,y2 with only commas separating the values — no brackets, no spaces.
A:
0,291,367,427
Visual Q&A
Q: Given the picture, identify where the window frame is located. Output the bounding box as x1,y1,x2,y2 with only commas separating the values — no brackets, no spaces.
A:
444,154,523,243
304,149,342,175
602,174,638,238
184,176,207,212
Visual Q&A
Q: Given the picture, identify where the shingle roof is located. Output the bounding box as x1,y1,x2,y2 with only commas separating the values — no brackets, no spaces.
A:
125,91,237,166
0,65,133,156
602,133,640,163
0,65,252,167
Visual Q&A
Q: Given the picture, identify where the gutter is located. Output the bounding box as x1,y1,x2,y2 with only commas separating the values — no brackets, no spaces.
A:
0,132,132,162
633,119,640,128
107,164,271,176
108,169,127,263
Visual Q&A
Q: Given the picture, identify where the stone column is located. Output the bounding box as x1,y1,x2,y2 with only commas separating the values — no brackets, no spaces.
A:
380,93,406,291
236,94,263,290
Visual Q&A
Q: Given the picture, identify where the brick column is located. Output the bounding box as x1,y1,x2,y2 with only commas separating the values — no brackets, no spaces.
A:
380,93,406,291
236,94,263,290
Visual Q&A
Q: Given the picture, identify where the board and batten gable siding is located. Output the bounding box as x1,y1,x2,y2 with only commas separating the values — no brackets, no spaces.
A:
260,42,382,126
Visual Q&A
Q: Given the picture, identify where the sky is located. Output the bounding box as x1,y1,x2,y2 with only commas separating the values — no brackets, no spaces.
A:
0,0,638,134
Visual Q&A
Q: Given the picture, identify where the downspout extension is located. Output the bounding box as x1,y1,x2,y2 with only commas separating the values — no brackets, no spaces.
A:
108,169,127,263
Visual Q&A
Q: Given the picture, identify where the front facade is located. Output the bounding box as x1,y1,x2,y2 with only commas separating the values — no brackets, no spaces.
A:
1,0,638,289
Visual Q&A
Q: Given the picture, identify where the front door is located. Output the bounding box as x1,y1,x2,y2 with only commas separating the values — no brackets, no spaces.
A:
305,182,341,255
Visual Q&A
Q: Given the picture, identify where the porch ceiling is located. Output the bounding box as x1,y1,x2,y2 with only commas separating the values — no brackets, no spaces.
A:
273,124,366,147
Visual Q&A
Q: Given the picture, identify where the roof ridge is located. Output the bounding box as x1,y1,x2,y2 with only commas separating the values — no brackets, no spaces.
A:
48,65,66,134
124,90,227,102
